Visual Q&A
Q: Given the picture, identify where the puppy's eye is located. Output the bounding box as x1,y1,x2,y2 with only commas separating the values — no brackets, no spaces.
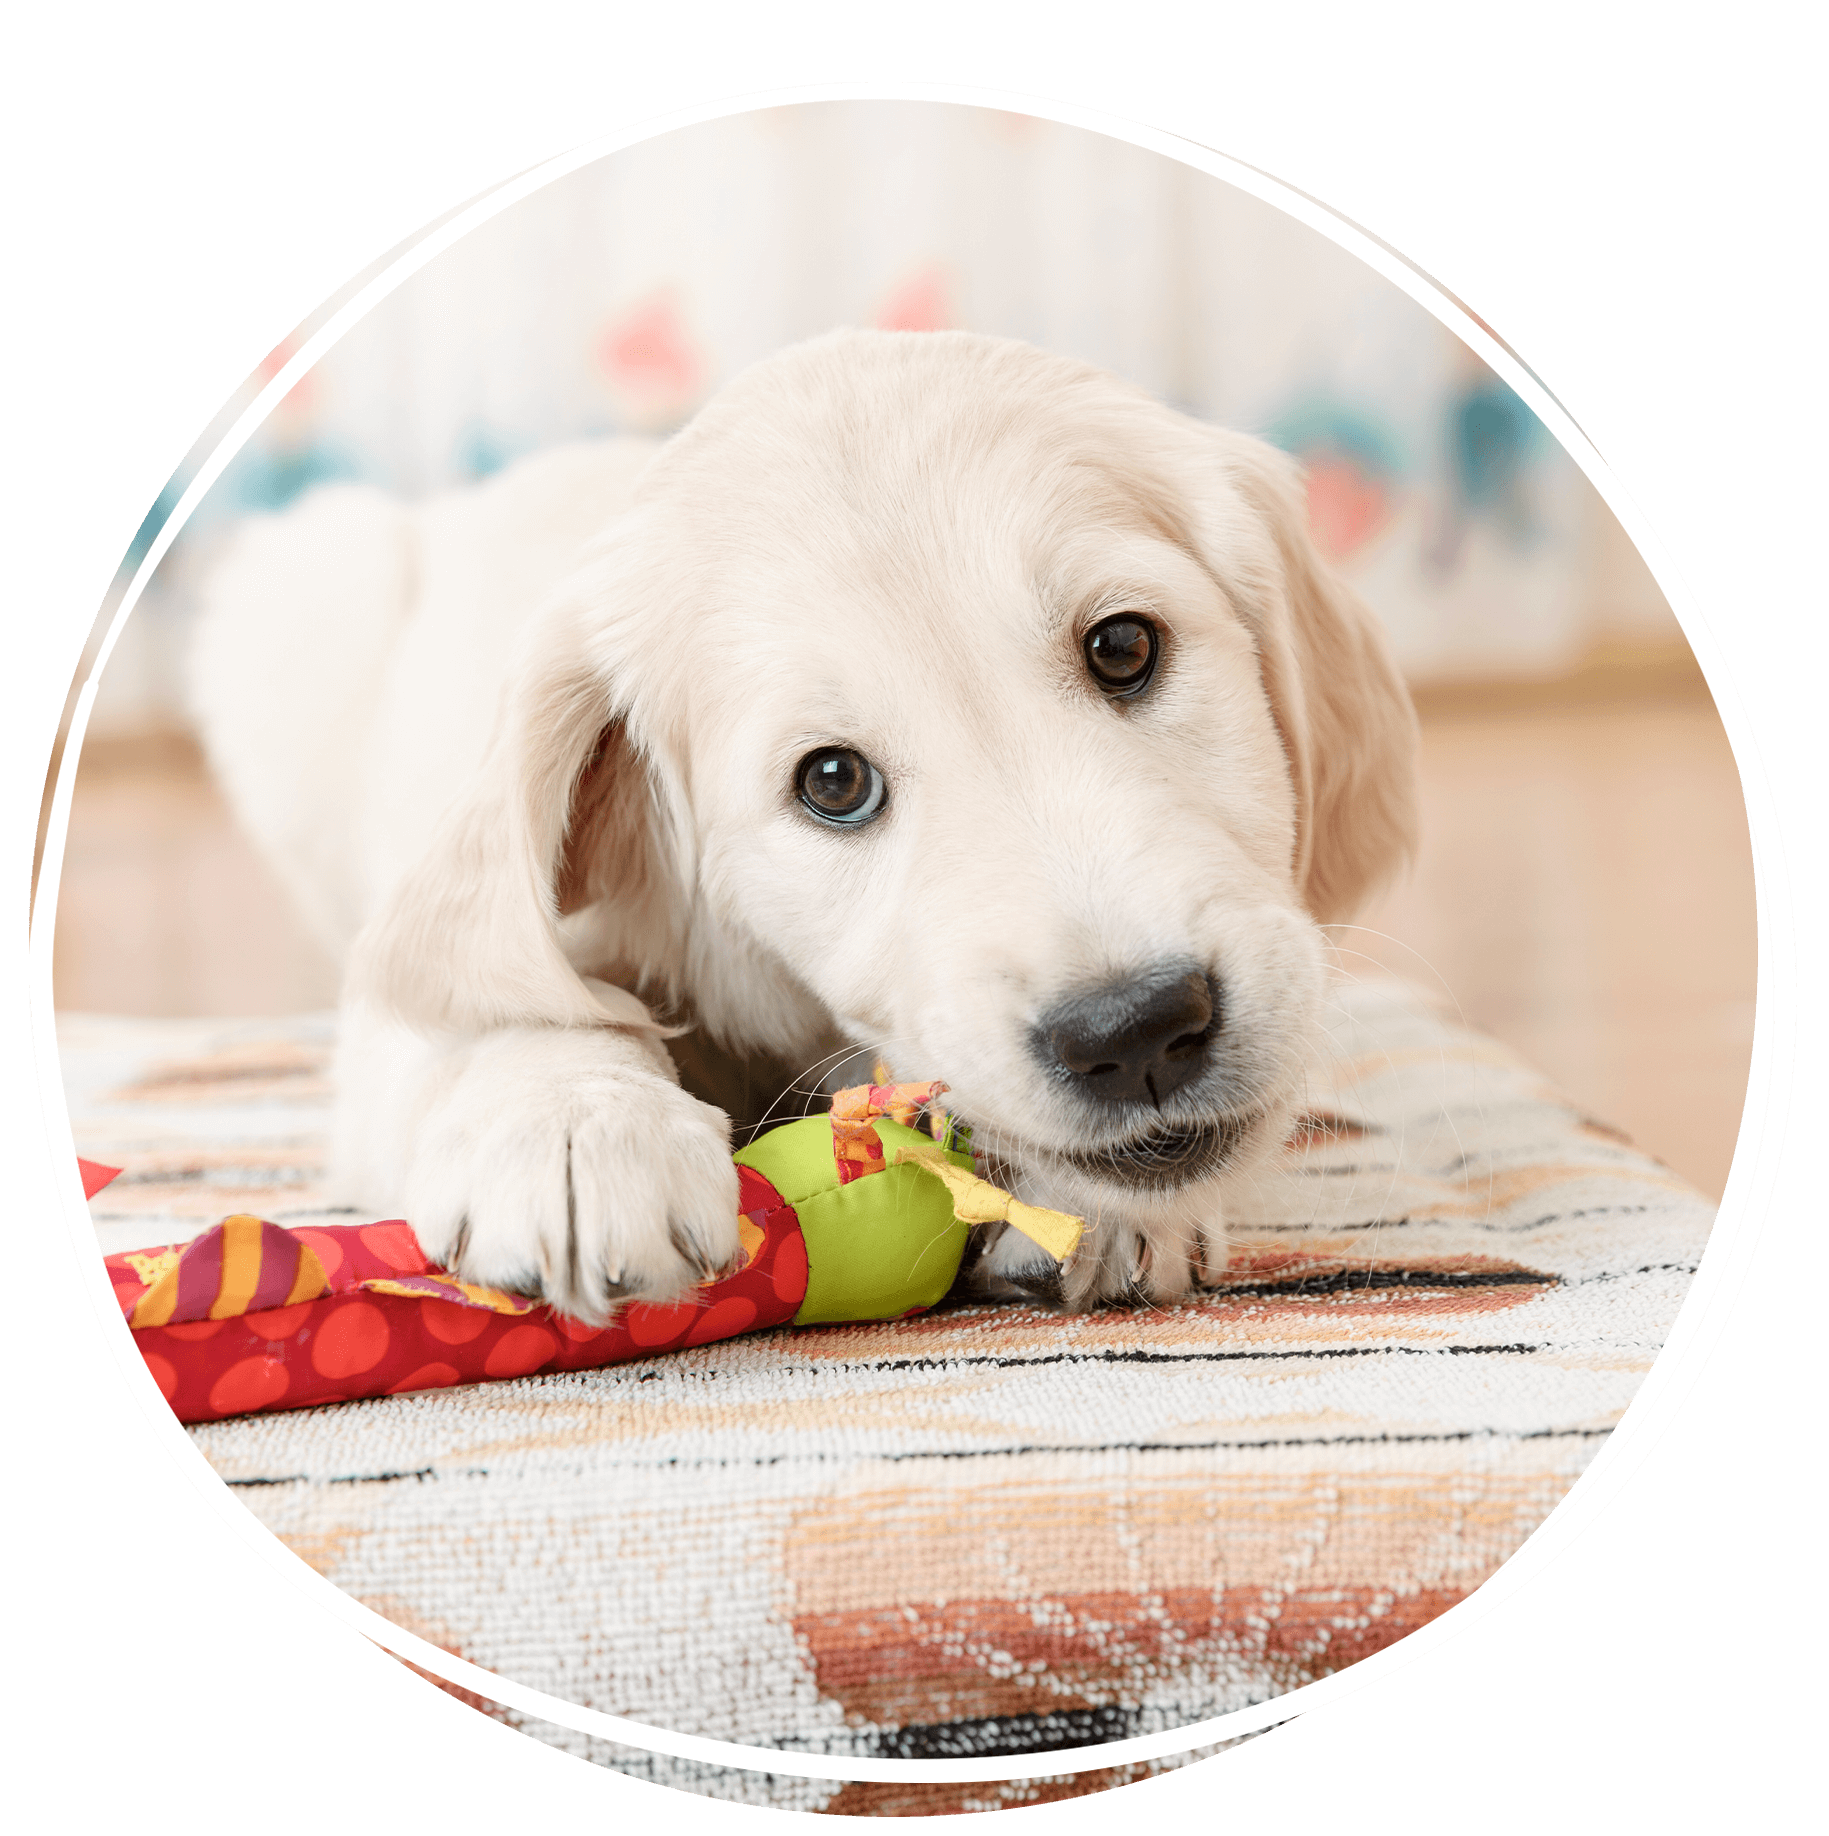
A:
1084,614,1159,696
796,747,888,826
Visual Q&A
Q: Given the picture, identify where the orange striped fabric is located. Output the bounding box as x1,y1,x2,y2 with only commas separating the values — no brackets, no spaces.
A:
127,1213,328,1329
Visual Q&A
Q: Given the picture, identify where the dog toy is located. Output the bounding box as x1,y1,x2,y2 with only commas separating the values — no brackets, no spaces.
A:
98,1081,1084,1424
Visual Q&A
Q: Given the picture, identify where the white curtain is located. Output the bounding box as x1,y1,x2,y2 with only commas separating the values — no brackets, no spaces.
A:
101,102,1675,733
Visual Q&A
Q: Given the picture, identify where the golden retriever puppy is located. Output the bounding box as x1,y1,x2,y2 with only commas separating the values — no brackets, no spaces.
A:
192,330,1417,1319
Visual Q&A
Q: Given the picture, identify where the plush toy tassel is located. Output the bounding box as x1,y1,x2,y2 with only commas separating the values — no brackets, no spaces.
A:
830,1078,955,1176
893,1143,1085,1266
869,1062,960,1146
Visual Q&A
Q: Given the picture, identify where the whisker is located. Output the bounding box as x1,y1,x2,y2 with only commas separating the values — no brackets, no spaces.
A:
730,1033,929,1145
1320,922,1466,1022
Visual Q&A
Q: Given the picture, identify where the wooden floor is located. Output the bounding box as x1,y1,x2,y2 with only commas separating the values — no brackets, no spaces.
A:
47,682,1756,1200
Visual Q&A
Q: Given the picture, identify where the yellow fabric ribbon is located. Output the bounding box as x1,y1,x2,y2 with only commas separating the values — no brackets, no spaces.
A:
892,1143,1085,1265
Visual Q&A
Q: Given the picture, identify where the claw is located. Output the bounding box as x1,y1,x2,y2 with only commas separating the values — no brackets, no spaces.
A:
667,1214,722,1283
1193,1223,1222,1287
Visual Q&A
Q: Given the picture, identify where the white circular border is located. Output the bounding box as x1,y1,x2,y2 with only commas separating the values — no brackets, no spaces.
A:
32,86,1799,1791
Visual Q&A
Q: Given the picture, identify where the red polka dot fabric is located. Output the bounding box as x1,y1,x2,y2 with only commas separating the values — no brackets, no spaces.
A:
111,1165,806,1423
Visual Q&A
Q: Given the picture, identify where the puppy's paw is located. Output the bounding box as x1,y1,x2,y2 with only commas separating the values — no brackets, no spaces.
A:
404,1028,741,1322
963,1211,1226,1312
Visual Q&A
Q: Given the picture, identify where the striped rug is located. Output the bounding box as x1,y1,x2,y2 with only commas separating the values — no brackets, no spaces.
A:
60,978,1714,1813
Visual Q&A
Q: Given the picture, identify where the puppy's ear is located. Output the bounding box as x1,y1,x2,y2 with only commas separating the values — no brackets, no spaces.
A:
346,578,688,1037
1199,431,1420,924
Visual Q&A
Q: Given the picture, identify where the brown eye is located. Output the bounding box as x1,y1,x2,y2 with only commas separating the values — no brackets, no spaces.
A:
1084,614,1159,695
797,747,888,825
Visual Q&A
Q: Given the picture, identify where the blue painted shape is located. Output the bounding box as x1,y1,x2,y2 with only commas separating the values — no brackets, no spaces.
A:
1449,382,1541,508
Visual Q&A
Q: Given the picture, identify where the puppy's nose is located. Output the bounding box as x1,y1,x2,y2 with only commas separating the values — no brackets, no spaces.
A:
1032,963,1218,1107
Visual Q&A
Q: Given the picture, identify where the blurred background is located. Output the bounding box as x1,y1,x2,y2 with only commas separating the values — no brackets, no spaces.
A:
49,102,1753,1198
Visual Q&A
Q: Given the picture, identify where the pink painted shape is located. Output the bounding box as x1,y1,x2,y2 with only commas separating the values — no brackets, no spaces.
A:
874,266,951,333
1305,458,1391,560
78,1158,121,1199
595,293,703,403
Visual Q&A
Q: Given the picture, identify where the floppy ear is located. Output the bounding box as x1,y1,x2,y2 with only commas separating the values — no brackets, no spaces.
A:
345,577,690,1037
1198,431,1420,925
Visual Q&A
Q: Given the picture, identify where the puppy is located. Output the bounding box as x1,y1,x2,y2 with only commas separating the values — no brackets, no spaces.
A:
192,330,1417,1319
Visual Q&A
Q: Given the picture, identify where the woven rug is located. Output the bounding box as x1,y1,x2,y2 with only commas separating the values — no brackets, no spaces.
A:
60,979,1714,1814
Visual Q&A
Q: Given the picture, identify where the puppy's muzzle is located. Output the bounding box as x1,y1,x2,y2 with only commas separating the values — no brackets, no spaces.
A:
1032,960,1218,1109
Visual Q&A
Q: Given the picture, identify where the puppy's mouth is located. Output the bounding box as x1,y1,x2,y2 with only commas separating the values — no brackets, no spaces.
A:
1053,1108,1261,1191
968,1106,1264,1196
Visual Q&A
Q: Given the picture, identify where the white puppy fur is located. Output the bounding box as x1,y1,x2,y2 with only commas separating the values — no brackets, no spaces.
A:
192,330,1418,1320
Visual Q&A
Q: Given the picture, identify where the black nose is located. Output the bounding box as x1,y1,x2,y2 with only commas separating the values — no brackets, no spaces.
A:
1032,962,1219,1108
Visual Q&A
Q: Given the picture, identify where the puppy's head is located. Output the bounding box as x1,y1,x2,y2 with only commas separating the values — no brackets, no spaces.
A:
355,331,1417,1288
